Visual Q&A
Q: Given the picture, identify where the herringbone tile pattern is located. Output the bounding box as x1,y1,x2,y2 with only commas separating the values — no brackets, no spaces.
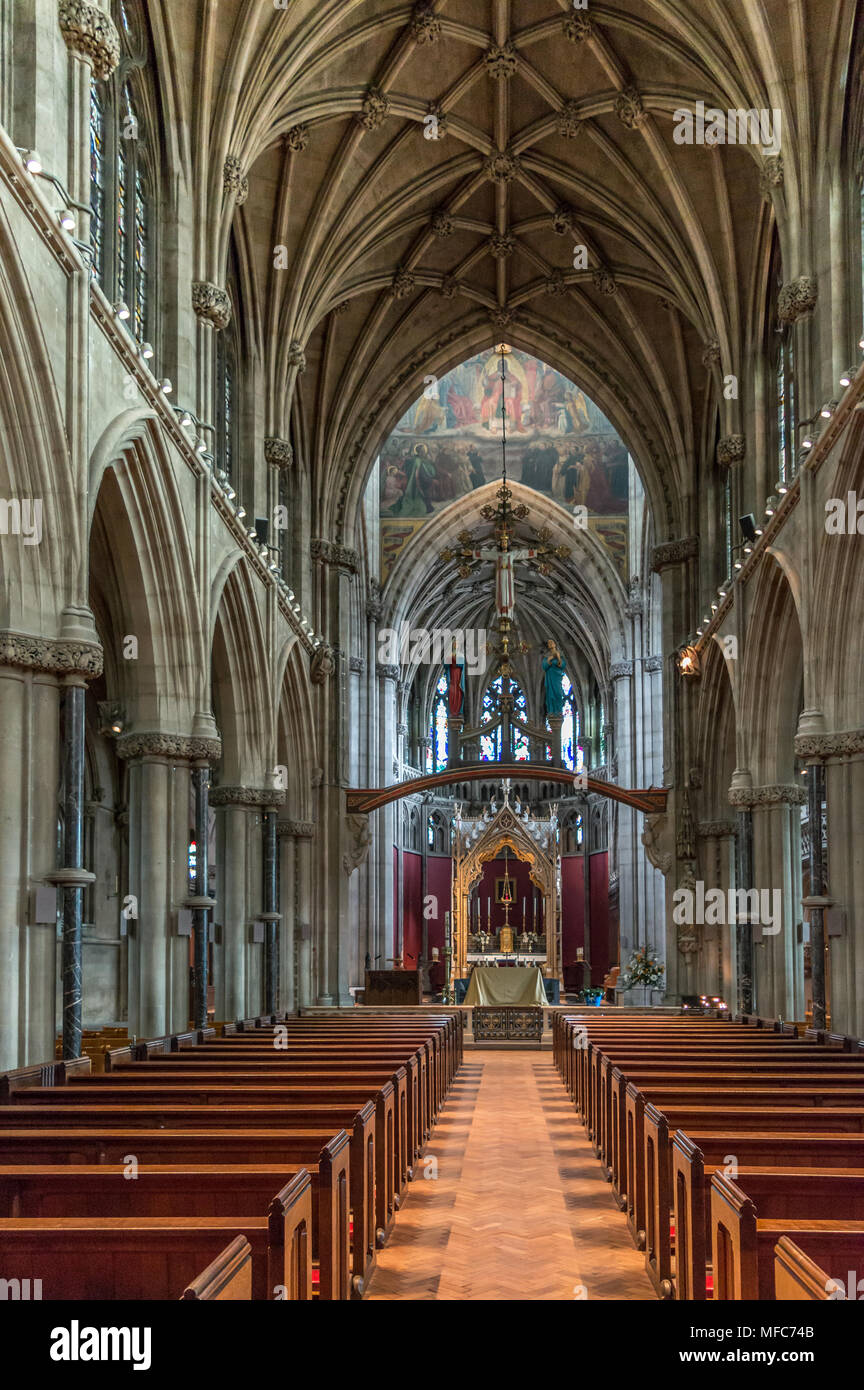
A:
367,1051,655,1301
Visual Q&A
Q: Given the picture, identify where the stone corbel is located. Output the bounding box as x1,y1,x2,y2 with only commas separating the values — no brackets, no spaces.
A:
343,813,371,876
58,0,120,79
641,812,674,876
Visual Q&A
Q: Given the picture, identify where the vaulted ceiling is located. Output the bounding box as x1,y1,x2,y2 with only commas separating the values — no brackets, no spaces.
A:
171,0,853,545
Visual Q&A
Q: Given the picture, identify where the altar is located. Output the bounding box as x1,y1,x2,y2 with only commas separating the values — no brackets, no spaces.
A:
463,965,547,1007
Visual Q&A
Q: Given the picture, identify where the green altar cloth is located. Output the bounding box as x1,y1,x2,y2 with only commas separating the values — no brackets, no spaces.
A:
463,965,547,1007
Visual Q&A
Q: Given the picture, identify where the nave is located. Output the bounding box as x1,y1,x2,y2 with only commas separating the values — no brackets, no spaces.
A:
367,1050,653,1301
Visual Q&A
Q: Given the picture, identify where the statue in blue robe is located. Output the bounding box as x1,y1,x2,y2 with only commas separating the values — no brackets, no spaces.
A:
542,640,566,715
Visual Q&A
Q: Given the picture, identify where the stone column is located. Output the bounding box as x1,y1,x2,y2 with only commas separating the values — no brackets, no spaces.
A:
0,635,86,1069
58,1,120,236
192,284,232,457
376,661,399,973
293,823,316,1007
210,787,281,1019
697,821,737,1003
610,661,636,958
276,823,297,1013
731,781,806,1020
797,729,864,1036
119,732,220,1039
188,763,216,1028
261,808,280,1013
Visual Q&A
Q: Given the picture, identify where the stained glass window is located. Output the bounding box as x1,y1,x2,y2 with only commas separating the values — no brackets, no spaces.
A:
551,674,583,772
89,82,105,278
134,171,147,339
223,357,233,476
429,672,448,772
480,676,528,761
116,142,127,304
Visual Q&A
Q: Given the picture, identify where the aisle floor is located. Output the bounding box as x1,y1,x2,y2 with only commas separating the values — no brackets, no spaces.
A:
366,1051,656,1300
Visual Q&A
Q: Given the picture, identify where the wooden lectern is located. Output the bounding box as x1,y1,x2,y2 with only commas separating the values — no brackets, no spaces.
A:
363,969,422,1006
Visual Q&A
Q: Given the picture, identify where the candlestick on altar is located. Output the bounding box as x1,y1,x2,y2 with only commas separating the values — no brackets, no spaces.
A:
522,898,526,928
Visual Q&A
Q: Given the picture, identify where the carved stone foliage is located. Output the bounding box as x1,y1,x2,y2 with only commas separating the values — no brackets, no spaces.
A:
192,282,232,330
277,819,316,839
343,813,372,875
366,578,383,622
210,786,286,808
795,730,864,759
592,267,617,296
264,437,293,470
489,232,516,259
287,340,307,372
610,661,633,679
357,86,391,130
485,150,522,183
615,87,646,129
310,645,335,684
778,276,818,324
701,338,721,368
716,434,746,469
439,275,461,299
485,43,518,79
58,0,120,78
390,267,416,299
563,13,594,42
116,733,222,763
651,536,699,572
223,156,249,205
760,154,784,197
489,306,515,329
645,655,663,673
431,209,454,238
310,539,360,573
544,272,568,297
556,100,582,139
0,631,104,677
377,662,400,682
285,124,309,152
728,784,808,807
424,102,449,139
551,204,575,235
410,1,441,44
698,820,736,838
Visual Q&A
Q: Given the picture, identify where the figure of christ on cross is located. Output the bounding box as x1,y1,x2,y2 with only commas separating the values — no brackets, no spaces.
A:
467,536,545,622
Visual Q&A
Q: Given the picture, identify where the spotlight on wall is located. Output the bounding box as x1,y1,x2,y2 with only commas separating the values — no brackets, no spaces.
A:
140,342,154,360
677,646,700,678
739,513,758,544
225,484,236,501
97,701,126,738
840,366,856,388
820,400,838,419
859,335,864,352
22,149,42,173
765,495,779,516
178,410,193,428
195,439,207,455
113,300,131,321
159,378,173,394
58,208,75,231
236,505,246,519
777,480,788,495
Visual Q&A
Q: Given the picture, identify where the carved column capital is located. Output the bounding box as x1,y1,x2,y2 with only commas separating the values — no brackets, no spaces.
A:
209,786,286,808
310,539,360,573
795,730,864,760
778,276,818,324
716,435,746,469
192,282,232,330
264,438,293,469
610,661,633,680
651,536,699,572
58,0,120,78
729,783,808,808
223,156,249,205
116,732,223,764
377,662,401,682
277,819,316,840
0,630,103,678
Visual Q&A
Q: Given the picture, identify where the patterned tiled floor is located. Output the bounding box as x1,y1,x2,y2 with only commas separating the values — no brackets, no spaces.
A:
366,1050,656,1300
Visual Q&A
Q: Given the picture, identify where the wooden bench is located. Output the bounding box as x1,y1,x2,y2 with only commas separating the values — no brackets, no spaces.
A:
0,1128,352,1298
709,1179,864,1300
0,1164,313,1299
774,1236,835,1301
181,1234,253,1300
669,1128,864,1300
0,1176,311,1301
107,1053,421,1174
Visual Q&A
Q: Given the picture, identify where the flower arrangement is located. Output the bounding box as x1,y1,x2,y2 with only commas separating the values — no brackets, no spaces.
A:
621,947,665,990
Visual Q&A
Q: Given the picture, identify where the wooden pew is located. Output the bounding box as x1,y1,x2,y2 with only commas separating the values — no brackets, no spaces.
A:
0,1128,352,1299
774,1236,835,1301
0,1099,376,1295
0,1165,313,1300
181,1234,253,1300
21,1077,397,1257
709,1177,864,1300
0,1176,310,1301
140,1040,435,1147
106,1052,420,1177
670,1128,864,1300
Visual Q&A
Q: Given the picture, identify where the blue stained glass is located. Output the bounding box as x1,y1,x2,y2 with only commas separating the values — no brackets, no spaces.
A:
430,672,448,772
89,83,105,278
